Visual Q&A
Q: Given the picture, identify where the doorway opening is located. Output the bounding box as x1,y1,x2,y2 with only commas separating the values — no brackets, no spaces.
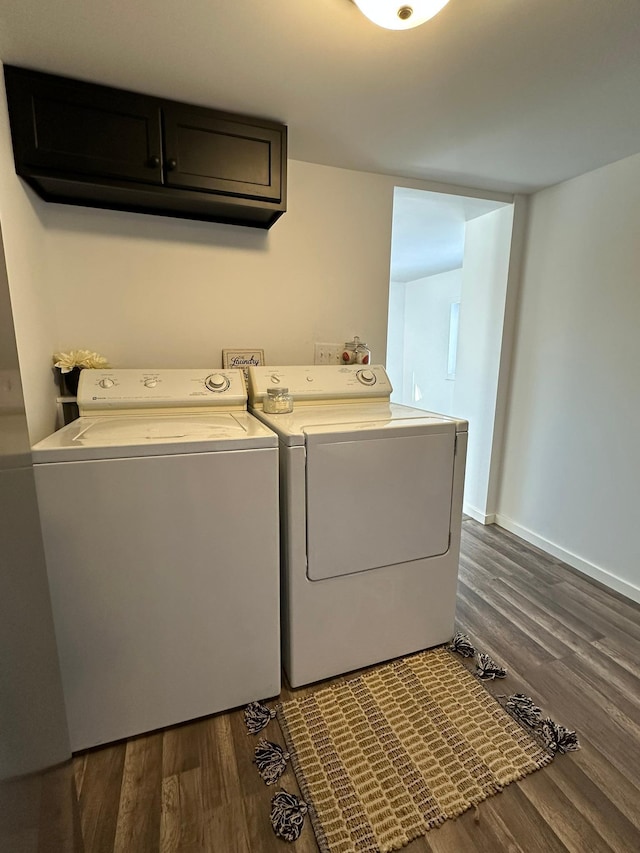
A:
386,187,515,523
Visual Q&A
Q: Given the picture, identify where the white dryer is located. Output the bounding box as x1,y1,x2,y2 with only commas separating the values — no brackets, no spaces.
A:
248,364,468,688
32,369,280,751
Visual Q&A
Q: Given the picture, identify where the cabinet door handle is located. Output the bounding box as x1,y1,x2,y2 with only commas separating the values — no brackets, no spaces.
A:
147,155,160,168
166,158,177,171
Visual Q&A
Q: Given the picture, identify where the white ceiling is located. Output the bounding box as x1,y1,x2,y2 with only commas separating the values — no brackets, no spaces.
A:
1,0,639,195
390,189,507,281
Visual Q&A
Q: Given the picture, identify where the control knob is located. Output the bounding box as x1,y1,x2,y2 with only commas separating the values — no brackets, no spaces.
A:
144,379,158,388
205,373,230,392
356,369,376,385
98,378,114,389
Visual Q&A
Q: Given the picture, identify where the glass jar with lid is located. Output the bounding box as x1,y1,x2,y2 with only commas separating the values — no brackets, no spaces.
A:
342,336,371,365
263,386,293,414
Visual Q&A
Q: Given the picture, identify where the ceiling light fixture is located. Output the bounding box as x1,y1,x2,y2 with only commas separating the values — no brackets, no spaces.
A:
353,0,450,30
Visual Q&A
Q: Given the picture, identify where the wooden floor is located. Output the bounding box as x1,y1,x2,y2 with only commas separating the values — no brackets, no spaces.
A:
73,520,640,852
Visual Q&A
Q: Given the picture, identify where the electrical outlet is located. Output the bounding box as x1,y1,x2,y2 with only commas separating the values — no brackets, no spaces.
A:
314,343,343,365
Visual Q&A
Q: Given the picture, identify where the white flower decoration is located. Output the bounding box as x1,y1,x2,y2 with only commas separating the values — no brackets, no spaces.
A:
53,350,110,372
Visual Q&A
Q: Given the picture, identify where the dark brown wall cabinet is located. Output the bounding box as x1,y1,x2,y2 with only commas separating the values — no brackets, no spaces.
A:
3,66,287,229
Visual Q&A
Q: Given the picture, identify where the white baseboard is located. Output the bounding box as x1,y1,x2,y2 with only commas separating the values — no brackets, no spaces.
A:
463,504,496,525
494,513,640,605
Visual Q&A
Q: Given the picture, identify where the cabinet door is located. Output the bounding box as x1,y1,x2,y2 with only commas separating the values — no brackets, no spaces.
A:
4,66,163,185
162,103,285,203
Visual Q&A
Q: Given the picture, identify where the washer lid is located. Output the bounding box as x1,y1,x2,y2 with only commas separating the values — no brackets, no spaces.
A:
32,412,277,462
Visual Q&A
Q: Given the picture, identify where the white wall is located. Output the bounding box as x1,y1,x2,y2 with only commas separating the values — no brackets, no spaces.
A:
497,152,640,603
0,61,513,445
43,160,397,375
0,83,57,444
0,130,398,440
394,269,462,413
1,224,72,783
453,205,515,521
385,206,518,524
386,280,406,398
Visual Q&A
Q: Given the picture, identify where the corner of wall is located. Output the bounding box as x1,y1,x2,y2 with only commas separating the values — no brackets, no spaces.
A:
485,194,529,516
0,65,58,443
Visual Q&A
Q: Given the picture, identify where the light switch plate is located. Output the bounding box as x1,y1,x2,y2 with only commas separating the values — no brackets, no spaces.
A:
314,343,342,365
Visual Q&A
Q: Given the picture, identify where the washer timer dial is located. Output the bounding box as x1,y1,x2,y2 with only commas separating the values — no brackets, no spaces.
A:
205,373,230,392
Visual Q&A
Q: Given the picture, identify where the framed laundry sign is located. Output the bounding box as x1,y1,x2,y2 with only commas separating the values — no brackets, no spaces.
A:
222,349,265,384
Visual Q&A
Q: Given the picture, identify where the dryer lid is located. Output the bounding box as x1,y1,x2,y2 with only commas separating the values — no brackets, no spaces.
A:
254,401,466,446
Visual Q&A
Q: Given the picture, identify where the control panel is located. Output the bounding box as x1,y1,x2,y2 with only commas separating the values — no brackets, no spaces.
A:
77,369,247,414
247,364,393,407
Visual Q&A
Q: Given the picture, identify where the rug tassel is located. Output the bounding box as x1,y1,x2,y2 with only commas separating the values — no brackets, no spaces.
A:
474,804,481,823
244,700,276,734
541,718,580,754
270,790,308,842
255,739,290,785
448,632,476,658
475,651,507,680
505,693,542,728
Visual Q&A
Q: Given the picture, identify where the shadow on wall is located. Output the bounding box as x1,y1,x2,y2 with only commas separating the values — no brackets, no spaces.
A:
40,193,271,251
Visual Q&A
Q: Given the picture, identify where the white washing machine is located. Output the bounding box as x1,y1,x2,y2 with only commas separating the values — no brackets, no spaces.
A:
32,369,280,751
248,364,468,688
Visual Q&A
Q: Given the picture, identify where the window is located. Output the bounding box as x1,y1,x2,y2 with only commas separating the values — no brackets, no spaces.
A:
447,302,460,380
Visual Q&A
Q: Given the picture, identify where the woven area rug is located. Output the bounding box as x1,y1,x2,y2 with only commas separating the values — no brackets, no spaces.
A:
277,647,553,853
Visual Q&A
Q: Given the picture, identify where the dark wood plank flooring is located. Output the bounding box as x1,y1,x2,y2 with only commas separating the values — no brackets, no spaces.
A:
72,520,640,852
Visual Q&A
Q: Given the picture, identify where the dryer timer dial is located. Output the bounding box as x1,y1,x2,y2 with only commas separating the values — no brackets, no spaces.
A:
356,369,376,385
